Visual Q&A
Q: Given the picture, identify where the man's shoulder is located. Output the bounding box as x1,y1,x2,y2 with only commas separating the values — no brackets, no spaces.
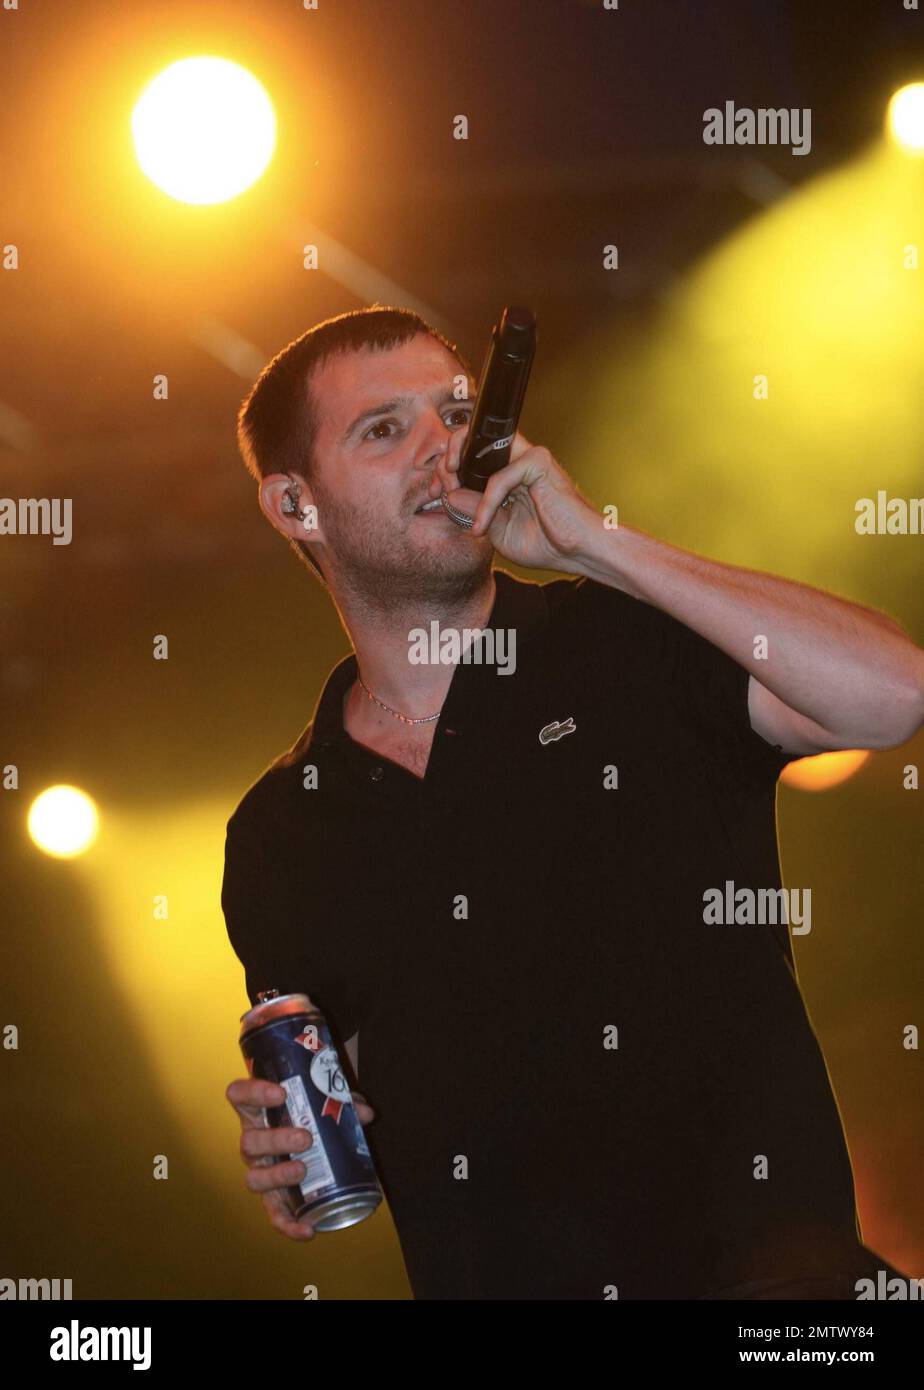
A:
522,570,643,632
225,719,316,839
541,570,708,645
524,571,711,686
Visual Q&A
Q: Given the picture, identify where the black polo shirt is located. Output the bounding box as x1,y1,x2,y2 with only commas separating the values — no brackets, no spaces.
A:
221,567,868,1299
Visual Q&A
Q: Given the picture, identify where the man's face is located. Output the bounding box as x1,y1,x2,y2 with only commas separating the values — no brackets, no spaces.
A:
306,334,494,607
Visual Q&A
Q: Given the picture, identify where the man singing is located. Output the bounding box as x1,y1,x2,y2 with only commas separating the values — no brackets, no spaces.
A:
222,305,923,1299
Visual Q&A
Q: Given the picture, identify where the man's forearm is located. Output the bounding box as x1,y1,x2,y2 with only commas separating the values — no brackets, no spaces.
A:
572,521,924,747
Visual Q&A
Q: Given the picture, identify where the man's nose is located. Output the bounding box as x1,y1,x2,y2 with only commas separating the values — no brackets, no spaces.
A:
422,423,465,499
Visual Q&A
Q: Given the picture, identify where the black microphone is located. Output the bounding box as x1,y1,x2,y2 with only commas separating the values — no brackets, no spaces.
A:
458,306,537,493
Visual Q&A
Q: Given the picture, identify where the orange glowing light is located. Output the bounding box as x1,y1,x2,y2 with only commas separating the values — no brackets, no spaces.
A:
781,748,871,793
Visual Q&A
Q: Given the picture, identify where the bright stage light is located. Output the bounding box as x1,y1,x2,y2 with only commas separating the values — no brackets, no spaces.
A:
781,749,871,793
131,56,276,205
28,785,99,858
887,82,924,153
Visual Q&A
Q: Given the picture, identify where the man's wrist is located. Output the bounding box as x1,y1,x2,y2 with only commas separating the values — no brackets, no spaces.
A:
569,513,647,600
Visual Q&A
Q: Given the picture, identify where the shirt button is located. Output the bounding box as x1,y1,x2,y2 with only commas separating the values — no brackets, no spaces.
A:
369,765,384,782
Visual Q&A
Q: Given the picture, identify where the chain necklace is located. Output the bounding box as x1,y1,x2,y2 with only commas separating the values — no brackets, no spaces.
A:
356,672,442,725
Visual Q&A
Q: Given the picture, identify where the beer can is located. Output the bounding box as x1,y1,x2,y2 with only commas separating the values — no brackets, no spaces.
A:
239,989,383,1231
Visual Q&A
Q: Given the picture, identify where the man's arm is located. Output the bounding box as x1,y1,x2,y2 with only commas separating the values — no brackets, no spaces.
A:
575,523,924,755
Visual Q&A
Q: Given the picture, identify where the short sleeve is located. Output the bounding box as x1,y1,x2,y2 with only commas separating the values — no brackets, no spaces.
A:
581,579,796,786
661,613,796,784
575,578,799,965
220,809,359,1039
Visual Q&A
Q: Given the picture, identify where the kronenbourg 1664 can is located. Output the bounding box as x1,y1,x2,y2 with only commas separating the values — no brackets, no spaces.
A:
239,989,383,1231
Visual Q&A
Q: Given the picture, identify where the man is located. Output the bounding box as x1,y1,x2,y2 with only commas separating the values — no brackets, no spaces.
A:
222,305,923,1299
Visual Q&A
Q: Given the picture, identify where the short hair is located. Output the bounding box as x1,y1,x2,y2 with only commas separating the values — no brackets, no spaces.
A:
236,304,473,585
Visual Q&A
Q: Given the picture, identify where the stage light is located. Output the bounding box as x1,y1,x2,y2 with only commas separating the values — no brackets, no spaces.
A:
781,749,870,793
131,56,276,205
27,785,99,858
887,82,924,154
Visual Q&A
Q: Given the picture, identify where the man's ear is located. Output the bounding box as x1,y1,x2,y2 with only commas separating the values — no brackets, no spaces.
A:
259,472,325,549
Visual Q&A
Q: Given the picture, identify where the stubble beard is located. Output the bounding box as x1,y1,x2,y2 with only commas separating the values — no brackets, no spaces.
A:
317,489,494,619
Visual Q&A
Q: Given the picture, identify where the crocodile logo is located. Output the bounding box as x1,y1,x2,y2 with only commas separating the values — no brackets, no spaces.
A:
539,717,576,745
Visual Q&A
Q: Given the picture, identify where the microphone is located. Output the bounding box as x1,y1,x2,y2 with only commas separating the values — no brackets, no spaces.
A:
457,305,537,493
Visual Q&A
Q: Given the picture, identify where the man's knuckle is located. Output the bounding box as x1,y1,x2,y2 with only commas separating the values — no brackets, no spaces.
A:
265,1200,295,1235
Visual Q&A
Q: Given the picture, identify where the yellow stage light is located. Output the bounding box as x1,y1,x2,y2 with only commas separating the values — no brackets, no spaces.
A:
28,785,99,858
887,82,924,154
781,748,871,793
131,56,276,205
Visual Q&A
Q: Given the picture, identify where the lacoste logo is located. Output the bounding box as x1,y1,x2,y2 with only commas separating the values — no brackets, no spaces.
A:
539,717,576,745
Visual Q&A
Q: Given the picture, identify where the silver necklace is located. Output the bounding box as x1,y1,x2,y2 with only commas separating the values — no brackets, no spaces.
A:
356,672,442,725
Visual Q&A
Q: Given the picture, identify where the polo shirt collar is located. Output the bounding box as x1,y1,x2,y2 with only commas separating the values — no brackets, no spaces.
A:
304,567,550,753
